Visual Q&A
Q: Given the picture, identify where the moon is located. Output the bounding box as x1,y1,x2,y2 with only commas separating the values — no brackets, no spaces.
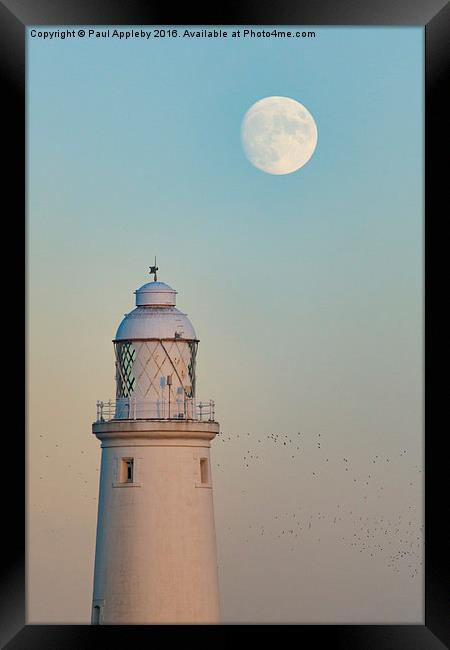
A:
241,96,318,175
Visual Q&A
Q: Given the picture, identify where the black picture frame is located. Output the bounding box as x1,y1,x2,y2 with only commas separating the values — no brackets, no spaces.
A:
4,0,448,646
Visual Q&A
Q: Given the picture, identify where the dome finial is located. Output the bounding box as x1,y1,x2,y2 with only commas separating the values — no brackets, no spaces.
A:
149,256,158,282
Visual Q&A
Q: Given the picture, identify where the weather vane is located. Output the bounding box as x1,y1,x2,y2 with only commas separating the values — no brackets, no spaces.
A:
149,257,159,282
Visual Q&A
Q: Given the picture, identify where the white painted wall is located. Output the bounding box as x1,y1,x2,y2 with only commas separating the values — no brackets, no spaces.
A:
91,421,220,624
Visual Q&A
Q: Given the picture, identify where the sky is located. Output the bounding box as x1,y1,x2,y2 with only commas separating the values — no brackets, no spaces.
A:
27,26,424,623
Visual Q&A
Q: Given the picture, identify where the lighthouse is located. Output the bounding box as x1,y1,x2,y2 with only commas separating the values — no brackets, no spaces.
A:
91,268,220,624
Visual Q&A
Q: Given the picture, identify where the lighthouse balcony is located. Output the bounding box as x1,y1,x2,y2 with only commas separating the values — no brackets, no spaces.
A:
95,397,216,423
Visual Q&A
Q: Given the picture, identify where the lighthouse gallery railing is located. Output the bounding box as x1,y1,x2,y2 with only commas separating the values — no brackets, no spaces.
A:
96,397,215,422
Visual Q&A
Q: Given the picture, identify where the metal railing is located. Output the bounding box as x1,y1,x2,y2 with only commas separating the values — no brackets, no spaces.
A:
95,397,215,423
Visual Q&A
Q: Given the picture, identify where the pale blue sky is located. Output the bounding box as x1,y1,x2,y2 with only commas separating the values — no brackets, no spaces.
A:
27,27,424,623
28,27,422,296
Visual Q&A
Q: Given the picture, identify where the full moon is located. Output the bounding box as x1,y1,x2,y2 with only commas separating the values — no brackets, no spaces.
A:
241,96,318,175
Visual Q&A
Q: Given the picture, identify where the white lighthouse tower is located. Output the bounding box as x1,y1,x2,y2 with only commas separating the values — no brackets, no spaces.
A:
91,267,220,624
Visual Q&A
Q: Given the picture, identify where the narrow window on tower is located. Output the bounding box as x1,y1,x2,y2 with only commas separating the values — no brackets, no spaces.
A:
120,457,134,483
113,456,141,488
92,605,101,625
200,457,209,485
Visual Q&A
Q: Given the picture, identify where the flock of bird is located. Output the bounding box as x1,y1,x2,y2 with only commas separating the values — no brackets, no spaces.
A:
215,429,423,580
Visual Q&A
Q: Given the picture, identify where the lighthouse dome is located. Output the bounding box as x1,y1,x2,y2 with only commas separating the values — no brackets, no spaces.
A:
115,280,197,341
